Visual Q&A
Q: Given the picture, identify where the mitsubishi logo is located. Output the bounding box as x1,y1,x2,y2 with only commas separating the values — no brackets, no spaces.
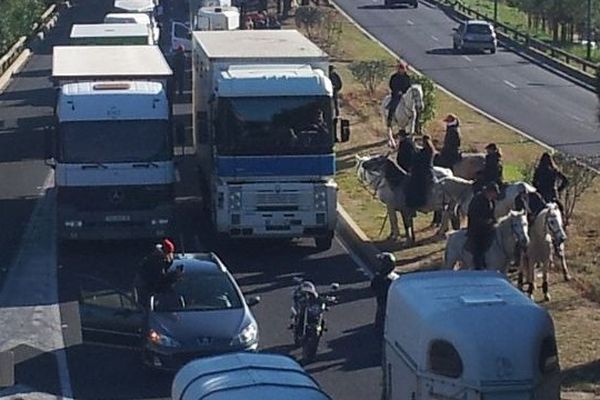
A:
109,190,124,204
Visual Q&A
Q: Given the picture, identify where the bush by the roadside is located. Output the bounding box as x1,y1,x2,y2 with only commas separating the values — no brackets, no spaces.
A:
0,0,47,55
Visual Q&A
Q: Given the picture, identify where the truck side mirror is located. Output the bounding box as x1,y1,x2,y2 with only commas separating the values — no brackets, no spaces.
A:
44,126,56,168
340,119,350,143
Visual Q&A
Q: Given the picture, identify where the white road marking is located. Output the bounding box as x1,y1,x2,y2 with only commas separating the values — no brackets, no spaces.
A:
571,115,584,122
462,55,472,62
407,19,414,25
503,79,517,89
336,236,374,279
430,35,439,41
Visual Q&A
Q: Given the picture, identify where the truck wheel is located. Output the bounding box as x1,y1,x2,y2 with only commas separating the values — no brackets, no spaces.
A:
490,47,496,54
315,232,333,251
302,333,320,362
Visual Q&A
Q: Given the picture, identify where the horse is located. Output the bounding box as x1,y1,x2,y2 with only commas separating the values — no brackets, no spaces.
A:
380,84,424,139
355,154,473,244
439,152,486,181
518,202,570,302
457,181,537,221
443,210,530,274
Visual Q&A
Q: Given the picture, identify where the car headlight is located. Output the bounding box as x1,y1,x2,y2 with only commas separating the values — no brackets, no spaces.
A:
147,329,181,348
233,323,258,346
229,190,242,211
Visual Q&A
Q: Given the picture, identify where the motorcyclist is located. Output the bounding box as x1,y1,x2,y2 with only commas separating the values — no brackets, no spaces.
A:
405,135,436,209
290,281,319,332
136,238,179,307
467,183,499,269
370,252,398,336
386,62,412,129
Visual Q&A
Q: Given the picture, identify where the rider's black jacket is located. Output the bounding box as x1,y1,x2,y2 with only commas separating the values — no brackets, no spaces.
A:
389,72,412,98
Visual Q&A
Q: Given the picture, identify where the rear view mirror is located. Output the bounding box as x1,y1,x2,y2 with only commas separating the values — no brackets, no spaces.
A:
246,296,261,307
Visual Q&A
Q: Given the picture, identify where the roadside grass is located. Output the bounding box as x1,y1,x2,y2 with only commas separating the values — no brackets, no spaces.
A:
458,0,600,63
285,4,600,394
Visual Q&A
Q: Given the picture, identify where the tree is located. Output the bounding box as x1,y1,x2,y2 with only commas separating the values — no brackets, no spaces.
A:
295,6,323,41
411,74,436,129
0,0,44,54
348,60,388,97
318,10,343,54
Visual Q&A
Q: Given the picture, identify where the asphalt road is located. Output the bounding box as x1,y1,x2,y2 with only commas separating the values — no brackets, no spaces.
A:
0,1,382,399
333,0,600,164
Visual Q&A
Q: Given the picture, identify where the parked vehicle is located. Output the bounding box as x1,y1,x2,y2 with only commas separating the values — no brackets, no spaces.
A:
384,0,417,8
192,30,350,249
453,20,497,54
383,270,561,400
70,23,154,45
49,45,177,240
103,13,160,44
172,352,332,400
289,279,338,362
76,253,260,371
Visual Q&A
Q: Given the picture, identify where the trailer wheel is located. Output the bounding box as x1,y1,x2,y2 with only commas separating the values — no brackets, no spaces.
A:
315,232,333,251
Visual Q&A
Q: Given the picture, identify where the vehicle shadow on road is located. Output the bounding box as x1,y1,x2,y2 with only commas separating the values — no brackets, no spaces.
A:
357,4,388,10
303,323,381,373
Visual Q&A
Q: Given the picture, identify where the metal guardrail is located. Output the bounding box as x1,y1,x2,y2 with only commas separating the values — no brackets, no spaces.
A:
0,4,57,77
439,0,599,80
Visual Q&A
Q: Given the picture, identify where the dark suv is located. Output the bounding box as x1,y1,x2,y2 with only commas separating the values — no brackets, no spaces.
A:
384,0,418,8
453,20,497,54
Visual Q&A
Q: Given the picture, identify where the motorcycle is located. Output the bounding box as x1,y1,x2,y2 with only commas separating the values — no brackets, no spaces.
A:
289,278,339,362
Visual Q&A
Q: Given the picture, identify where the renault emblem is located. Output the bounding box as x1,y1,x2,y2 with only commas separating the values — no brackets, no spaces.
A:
109,190,124,204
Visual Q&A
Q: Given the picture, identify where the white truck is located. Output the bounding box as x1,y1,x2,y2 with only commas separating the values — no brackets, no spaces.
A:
49,45,178,241
70,23,154,45
103,13,160,44
192,30,350,250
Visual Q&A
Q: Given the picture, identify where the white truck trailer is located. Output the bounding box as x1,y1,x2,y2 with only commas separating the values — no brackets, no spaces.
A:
49,45,178,241
192,30,350,250
70,23,154,45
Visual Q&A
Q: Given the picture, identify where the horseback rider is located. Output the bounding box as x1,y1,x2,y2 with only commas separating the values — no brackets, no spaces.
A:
532,152,568,216
395,129,417,172
386,61,412,128
436,114,462,168
474,143,504,193
371,252,398,336
405,135,436,209
467,183,499,269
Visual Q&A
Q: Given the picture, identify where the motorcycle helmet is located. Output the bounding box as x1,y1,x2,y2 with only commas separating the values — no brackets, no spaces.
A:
299,281,319,299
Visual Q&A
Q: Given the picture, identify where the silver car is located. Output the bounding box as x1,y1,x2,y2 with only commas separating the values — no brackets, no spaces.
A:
453,20,497,54
77,252,260,371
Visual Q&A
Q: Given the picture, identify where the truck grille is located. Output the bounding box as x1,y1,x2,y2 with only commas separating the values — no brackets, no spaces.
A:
256,192,300,205
58,185,173,212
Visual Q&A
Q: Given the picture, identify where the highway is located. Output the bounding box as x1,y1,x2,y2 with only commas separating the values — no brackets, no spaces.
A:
333,0,599,164
0,0,382,398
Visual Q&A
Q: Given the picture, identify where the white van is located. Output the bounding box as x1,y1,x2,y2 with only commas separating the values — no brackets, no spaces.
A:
171,5,239,52
104,13,159,44
172,352,332,400
383,271,561,400
70,23,153,45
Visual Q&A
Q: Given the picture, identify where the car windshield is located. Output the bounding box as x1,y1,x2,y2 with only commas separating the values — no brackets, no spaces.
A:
153,271,243,312
466,24,492,34
58,120,171,163
215,96,333,156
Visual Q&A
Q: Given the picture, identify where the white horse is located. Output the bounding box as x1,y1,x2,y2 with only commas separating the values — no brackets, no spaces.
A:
444,210,530,274
519,202,570,302
380,84,424,139
457,181,537,220
356,154,473,244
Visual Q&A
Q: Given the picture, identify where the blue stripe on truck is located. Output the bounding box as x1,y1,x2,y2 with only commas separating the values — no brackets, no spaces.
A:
216,154,335,177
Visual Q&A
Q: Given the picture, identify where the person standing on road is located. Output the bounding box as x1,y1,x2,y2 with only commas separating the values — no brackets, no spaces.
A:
386,62,412,129
467,183,499,269
371,252,398,336
173,45,186,96
136,238,177,307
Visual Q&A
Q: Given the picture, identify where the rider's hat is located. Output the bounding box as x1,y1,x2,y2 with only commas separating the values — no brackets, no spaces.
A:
485,143,498,151
443,113,458,123
161,238,175,254
397,61,408,71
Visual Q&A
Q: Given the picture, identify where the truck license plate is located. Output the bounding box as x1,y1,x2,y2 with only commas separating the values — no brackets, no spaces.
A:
105,215,131,222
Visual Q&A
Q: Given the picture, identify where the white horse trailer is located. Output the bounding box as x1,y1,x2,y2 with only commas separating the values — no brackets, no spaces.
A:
383,270,561,400
172,352,332,400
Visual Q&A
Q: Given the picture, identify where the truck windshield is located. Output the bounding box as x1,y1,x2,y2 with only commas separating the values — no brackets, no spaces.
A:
216,96,333,156
58,120,171,163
